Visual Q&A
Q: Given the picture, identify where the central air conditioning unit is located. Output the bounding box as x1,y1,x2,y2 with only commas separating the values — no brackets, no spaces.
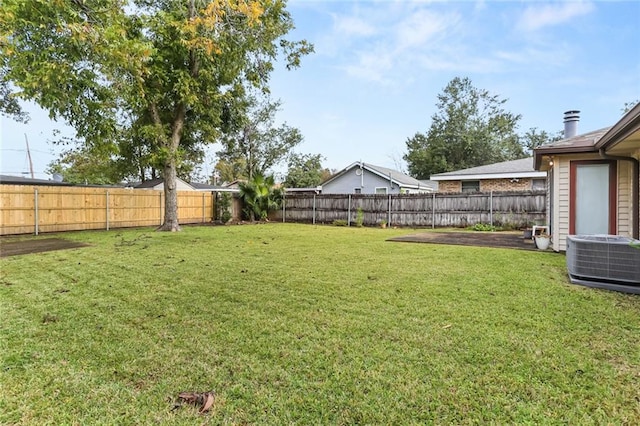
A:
566,235,640,294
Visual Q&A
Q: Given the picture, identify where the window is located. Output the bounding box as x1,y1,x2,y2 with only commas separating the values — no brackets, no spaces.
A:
354,188,361,194
570,160,616,235
375,187,388,195
532,178,546,191
461,180,480,193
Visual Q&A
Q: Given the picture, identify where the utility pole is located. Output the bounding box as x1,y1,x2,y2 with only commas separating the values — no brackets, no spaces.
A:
24,133,34,179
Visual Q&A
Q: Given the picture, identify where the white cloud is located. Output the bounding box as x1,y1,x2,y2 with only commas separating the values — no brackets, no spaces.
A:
332,14,376,37
329,4,460,84
518,1,595,32
320,1,588,85
344,48,395,84
395,9,459,49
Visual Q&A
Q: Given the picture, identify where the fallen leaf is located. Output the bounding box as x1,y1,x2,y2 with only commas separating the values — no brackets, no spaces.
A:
175,391,215,414
200,392,215,413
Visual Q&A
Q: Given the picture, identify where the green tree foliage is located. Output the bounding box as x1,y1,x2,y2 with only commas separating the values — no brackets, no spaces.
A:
404,77,525,179
238,173,282,221
217,92,303,181
283,153,328,188
46,146,119,185
0,81,27,123
46,135,205,185
623,100,639,114
1,0,312,231
213,158,247,184
521,127,562,154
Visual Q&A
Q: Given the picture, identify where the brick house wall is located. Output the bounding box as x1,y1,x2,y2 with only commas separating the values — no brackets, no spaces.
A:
437,181,462,192
481,178,535,192
438,178,544,193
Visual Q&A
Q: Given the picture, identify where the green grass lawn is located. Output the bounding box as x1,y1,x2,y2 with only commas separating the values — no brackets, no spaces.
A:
1,224,639,424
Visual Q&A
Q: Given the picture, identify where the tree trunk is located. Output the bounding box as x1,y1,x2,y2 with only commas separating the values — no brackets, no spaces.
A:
160,155,181,231
158,106,186,232
157,1,197,232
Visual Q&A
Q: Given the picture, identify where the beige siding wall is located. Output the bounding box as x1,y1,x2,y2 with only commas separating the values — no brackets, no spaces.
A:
618,161,632,237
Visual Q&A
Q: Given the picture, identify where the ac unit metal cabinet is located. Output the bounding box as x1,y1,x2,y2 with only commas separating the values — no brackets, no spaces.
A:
566,235,640,293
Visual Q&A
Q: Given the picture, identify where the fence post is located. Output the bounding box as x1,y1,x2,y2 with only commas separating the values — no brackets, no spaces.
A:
159,192,163,226
212,192,216,222
106,191,110,230
348,194,351,226
34,188,39,236
490,191,493,227
202,192,205,223
282,192,286,223
432,192,435,229
388,194,392,226
312,193,316,225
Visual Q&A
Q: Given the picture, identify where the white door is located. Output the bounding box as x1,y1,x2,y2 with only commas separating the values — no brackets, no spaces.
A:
574,163,611,235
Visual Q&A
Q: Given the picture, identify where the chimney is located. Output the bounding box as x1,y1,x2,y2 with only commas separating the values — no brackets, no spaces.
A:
563,110,580,139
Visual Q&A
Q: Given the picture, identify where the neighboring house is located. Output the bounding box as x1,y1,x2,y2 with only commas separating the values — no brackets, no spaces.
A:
284,187,321,195
0,174,73,186
534,107,640,252
131,177,196,191
321,162,435,194
0,174,128,188
131,178,240,194
430,158,547,193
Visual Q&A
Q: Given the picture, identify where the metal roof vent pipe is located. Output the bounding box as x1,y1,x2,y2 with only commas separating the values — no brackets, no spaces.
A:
563,110,580,139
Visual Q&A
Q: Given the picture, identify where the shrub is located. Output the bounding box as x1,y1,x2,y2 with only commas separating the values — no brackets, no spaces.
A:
333,219,348,227
355,208,364,227
218,193,232,223
471,223,496,232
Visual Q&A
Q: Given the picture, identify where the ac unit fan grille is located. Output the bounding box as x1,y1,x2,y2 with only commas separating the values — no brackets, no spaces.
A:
567,235,640,285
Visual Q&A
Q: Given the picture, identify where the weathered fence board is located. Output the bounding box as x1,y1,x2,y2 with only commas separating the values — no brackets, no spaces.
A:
0,185,215,235
276,191,545,228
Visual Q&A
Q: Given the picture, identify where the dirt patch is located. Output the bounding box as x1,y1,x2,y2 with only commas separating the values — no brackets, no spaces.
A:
387,231,541,251
0,238,91,258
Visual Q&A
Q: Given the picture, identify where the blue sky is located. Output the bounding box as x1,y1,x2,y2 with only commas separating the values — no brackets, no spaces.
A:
1,0,639,180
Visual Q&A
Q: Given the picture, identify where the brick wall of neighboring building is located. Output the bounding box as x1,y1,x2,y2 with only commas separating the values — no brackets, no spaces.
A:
481,178,534,192
437,181,461,193
437,178,545,193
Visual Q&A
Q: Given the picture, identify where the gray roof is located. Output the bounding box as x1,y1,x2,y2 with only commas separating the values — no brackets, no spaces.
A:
419,180,439,191
431,157,539,178
0,174,71,186
537,127,610,151
189,182,217,190
533,127,612,170
363,163,427,188
132,178,166,188
321,161,434,190
0,174,126,188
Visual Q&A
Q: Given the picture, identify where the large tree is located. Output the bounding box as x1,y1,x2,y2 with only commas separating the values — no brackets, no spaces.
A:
283,152,330,188
1,0,312,231
217,91,303,181
213,158,247,184
404,77,525,179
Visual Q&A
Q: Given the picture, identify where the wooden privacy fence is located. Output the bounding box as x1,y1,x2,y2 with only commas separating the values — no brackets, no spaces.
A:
275,191,546,228
0,185,215,235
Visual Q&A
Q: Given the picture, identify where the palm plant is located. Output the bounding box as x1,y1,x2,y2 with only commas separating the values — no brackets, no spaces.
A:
238,173,282,221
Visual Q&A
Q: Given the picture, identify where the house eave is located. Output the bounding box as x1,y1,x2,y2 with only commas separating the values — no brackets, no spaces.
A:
534,146,599,170
595,102,640,152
